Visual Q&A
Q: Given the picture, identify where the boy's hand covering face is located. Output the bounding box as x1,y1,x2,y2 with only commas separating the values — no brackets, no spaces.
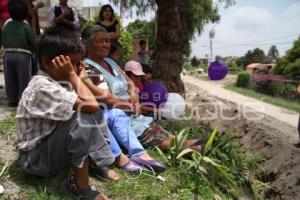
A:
50,55,75,80
78,61,88,80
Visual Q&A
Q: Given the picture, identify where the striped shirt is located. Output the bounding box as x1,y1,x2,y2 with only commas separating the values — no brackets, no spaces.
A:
16,70,77,151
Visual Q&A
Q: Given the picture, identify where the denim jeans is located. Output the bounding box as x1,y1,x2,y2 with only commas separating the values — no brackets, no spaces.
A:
103,108,146,158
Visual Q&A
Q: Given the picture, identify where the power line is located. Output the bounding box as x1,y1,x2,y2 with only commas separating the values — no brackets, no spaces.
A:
213,41,294,47
214,33,299,46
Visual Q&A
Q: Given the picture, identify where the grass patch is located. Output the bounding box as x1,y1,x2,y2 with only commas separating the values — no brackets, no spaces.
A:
0,112,16,136
0,118,269,200
225,84,300,113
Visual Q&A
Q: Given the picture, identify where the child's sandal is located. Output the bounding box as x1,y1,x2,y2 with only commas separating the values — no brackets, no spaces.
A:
61,175,106,200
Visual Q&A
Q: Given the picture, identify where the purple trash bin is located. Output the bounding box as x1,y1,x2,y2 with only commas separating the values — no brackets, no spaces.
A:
208,60,228,80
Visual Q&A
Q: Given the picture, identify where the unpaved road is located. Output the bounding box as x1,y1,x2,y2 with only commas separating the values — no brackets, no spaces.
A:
183,75,300,200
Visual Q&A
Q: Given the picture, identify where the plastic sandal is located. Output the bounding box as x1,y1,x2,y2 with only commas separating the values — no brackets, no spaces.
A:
131,156,166,173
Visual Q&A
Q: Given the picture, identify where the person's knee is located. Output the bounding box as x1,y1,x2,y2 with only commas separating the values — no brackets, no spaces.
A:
106,108,130,125
76,111,103,126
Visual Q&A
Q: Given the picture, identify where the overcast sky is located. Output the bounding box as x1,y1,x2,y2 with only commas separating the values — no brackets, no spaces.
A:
100,0,300,58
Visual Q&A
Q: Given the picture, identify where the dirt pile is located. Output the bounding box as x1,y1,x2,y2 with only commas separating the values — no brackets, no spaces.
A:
185,83,300,200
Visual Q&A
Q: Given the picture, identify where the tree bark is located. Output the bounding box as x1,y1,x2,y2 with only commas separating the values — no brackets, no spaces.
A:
153,0,189,93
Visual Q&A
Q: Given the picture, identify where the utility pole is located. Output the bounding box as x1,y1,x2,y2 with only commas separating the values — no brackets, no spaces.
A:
209,29,215,62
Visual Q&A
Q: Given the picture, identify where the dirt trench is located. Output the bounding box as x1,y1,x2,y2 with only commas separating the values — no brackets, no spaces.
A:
184,82,300,200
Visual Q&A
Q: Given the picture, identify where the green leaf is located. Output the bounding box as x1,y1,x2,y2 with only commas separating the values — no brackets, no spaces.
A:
154,146,169,163
176,148,195,159
203,127,218,155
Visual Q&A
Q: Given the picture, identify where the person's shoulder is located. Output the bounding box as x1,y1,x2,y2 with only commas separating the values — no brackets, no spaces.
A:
30,75,58,88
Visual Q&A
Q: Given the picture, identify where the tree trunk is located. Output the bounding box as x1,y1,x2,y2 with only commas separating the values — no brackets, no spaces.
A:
153,0,189,93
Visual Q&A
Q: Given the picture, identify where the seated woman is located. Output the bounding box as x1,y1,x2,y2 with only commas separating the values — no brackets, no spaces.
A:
81,25,203,156
79,28,166,175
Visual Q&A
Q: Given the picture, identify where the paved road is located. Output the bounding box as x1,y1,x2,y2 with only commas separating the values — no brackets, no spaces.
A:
183,75,299,128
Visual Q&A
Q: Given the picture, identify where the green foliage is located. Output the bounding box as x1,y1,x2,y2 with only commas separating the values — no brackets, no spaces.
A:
119,29,133,62
282,84,297,99
183,42,192,58
273,37,300,80
0,117,271,200
237,48,266,69
191,56,200,67
0,112,16,136
265,80,283,96
126,19,155,50
155,122,270,200
236,72,250,88
228,60,242,73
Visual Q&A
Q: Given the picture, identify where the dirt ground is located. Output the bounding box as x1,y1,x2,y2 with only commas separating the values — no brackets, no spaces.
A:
184,81,300,200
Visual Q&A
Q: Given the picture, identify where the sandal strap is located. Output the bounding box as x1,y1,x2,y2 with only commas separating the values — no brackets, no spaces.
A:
62,176,101,200
80,186,100,200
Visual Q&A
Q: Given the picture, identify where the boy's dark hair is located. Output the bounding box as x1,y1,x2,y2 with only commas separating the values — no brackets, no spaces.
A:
8,0,29,21
141,64,152,74
38,27,84,67
109,40,122,55
99,4,114,22
139,40,147,47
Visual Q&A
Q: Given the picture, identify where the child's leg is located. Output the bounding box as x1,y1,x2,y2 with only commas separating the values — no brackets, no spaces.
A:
3,52,18,105
73,159,109,200
18,112,114,177
74,159,90,189
16,53,32,101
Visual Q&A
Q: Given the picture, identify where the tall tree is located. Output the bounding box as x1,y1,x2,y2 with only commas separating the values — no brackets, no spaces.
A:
237,48,266,68
273,37,300,80
110,0,235,93
268,45,279,59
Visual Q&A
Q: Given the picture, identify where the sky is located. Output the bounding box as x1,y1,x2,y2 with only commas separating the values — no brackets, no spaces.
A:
99,0,300,58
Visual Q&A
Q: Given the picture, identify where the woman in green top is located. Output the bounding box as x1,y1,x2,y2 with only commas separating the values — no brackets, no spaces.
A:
1,0,36,107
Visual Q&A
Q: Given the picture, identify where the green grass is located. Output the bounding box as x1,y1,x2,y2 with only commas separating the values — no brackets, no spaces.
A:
0,112,16,136
225,85,300,113
0,117,268,200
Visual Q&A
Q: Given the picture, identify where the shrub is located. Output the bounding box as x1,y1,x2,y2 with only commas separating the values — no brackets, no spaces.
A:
228,61,242,74
119,29,133,63
282,84,297,99
265,80,283,96
236,72,250,88
191,56,200,67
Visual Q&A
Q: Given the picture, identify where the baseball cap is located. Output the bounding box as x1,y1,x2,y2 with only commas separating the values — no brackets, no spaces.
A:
125,60,145,76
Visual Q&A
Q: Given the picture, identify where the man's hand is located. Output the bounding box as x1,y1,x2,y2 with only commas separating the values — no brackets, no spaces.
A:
297,84,300,95
50,55,76,81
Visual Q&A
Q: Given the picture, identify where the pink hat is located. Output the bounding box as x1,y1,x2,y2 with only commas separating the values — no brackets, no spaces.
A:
125,61,145,76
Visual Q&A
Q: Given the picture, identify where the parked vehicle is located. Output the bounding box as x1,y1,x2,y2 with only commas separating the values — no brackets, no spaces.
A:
246,63,275,74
